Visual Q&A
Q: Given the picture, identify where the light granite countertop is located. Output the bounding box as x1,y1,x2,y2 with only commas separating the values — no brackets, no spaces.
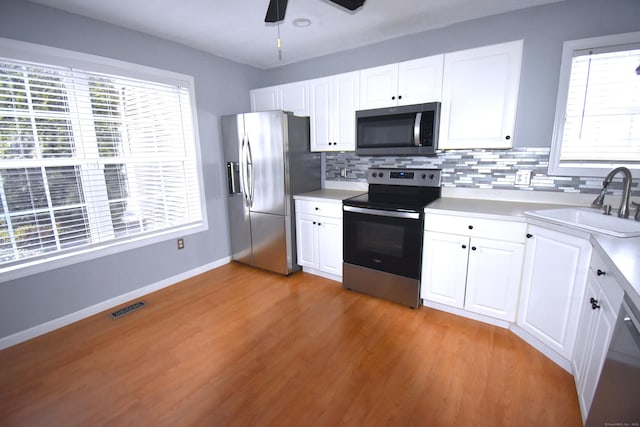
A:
424,197,574,221
294,189,365,203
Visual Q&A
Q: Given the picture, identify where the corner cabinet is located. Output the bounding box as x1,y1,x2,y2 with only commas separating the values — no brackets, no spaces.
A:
517,224,592,361
421,213,526,322
572,248,624,422
439,40,523,150
309,71,359,152
359,55,444,109
250,81,310,116
295,199,343,281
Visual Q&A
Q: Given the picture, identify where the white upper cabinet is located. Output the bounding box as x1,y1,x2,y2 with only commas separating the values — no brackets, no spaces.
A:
439,40,523,150
250,86,279,112
309,71,359,152
279,81,310,116
250,81,310,116
359,55,444,109
397,56,444,106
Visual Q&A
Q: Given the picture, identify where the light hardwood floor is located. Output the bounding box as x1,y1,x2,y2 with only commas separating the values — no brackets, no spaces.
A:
0,263,582,426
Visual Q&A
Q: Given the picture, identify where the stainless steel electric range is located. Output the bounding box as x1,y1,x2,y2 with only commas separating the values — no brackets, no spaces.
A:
342,168,442,308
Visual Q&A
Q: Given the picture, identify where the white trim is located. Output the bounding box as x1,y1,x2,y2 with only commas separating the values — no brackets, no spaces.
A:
0,257,230,350
548,31,640,179
421,299,510,329
301,266,342,283
509,323,573,373
0,37,192,87
0,223,207,283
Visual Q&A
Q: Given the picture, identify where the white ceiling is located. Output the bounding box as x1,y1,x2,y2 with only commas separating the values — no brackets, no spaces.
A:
28,0,564,69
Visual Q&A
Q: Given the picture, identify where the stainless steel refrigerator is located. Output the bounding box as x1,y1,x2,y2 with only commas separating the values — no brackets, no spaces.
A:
222,111,321,275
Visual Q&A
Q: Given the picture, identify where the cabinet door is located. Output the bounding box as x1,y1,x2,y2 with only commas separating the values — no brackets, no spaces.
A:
317,216,343,277
332,71,359,151
359,64,398,109
465,237,524,322
577,283,616,419
250,86,280,112
279,81,309,116
517,225,592,360
573,275,599,389
439,40,523,149
309,77,333,151
397,55,444,105
296,213,318,269
421,231,468,308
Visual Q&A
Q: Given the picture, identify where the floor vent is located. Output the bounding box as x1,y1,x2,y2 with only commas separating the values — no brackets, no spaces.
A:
110,301,145,319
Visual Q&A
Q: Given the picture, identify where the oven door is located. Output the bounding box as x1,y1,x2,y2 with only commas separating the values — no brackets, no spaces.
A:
343,205,424,279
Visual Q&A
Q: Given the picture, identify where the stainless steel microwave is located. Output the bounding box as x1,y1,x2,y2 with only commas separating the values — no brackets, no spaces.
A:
356,102,440,156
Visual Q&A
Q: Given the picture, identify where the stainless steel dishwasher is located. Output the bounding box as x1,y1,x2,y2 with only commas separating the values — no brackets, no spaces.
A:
586,294,640,426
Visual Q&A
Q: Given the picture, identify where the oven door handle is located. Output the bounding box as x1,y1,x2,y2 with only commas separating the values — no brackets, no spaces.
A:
343,205,421,220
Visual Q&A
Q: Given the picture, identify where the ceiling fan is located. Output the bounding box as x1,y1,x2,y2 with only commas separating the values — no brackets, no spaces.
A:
265,0,366,23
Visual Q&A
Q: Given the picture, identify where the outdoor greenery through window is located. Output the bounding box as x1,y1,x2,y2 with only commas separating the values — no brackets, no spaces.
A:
0,48,203,273
549,32,640,176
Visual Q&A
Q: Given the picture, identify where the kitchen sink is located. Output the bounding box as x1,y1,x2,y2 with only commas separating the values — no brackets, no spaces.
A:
524,208,640,238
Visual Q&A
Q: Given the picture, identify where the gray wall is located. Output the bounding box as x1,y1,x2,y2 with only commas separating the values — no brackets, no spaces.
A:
260,0,640,149
0,0,263,339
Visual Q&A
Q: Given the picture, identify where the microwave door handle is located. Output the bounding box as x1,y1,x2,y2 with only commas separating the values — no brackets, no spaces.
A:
414,112,423,146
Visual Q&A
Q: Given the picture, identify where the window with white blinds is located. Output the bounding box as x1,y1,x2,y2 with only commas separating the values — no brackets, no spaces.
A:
0,41,204,275
549,32,640,177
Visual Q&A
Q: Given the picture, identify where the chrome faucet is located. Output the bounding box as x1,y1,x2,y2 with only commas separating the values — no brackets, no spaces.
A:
591,167,633,218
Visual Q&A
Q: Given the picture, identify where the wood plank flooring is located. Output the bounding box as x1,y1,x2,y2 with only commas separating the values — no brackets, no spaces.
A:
0,263,582,426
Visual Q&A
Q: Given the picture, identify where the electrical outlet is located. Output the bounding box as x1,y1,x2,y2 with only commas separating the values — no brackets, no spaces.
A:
515,170,532,186
177,238,184,250
340,168,347,178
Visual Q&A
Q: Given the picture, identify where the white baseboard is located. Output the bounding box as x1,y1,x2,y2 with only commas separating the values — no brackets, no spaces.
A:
509,324,573,374
421,299,510,329
300,266,342,283
0,257,231,351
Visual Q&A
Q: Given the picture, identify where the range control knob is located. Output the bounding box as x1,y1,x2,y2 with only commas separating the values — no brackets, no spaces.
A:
429,174,435,179
422,174,427,179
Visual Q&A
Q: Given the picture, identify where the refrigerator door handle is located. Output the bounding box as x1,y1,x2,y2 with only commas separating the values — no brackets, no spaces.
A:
240,137,251,207
246,137,255,207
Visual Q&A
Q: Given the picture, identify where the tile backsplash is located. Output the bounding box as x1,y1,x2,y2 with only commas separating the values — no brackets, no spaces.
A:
325,148,639,196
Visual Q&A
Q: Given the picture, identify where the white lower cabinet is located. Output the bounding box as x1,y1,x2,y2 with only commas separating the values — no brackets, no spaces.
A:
421,213,526,322
517,224,592,361
572,248,623,422
295,199,343,281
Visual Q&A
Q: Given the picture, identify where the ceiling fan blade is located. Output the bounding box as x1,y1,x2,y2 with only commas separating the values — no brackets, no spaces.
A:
329,0,366,11
265,0,288,23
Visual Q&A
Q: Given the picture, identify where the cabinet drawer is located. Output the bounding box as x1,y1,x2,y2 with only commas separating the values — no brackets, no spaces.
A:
424,213,526,243
295,199,343,218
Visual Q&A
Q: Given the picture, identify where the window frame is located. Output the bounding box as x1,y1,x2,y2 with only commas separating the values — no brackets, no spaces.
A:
0,37,208,282
548,31,640,178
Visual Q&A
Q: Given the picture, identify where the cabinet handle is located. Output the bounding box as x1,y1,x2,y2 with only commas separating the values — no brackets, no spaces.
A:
468,225,474,230
526,233,533,238
590,297,601,310
318,222,322,226
391,96,396,100
462,244,467,249
471,246,477,251
315,207,319,210
597,269,606,276
398,95,402,100
313,221,316,225
505,135,511,140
